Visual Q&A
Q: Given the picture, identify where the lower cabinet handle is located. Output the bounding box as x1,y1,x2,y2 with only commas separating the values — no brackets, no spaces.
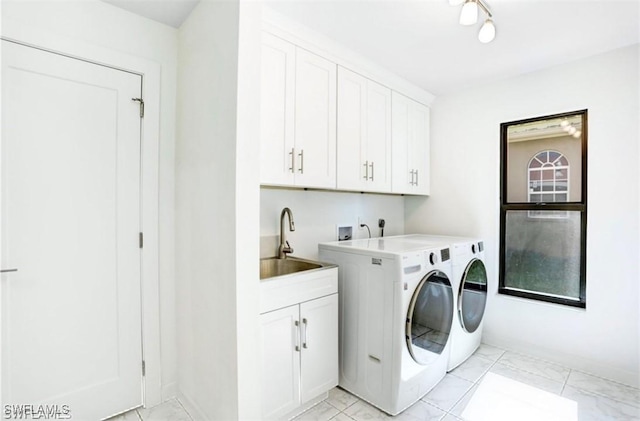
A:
0,269,18,273
294,320,300,352
298,150,304,174
369,162,374,181
363,161,369,180
302,318,308,349
289,148,295,173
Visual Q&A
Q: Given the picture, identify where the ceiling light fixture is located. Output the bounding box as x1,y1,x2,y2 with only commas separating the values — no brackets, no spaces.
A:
459,0,478,25
453,0,497,43
478,18,496,43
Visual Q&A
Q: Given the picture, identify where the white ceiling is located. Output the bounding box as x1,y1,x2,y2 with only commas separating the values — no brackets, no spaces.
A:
101,0,198,28
101,0,640,96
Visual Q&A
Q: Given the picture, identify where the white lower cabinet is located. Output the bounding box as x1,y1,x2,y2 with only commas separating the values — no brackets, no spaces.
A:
260,294,339,420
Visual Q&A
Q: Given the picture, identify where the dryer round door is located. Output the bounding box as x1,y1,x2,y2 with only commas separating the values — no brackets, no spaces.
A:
406,270,454,365
458,258,488,333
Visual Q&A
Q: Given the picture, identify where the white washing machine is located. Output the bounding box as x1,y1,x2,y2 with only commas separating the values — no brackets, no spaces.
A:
318,238,454,415
391,234,489,371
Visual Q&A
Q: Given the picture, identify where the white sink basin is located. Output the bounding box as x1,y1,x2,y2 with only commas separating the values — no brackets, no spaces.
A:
259,256,338,314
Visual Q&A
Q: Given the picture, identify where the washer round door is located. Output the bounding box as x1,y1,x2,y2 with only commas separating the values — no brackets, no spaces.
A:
458,258,488,333
406,270,454,365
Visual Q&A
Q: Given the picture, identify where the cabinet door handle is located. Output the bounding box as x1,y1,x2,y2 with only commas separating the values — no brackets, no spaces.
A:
415,169,419,186
369,162,374,181
298,150,304,174
363,160,369,180
0,269,18,273
288,148,295,173
294,320,300,352
302,318,308,349
409,169,414,185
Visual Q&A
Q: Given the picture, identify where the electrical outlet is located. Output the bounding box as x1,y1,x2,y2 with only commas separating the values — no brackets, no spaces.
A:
358,217,364,229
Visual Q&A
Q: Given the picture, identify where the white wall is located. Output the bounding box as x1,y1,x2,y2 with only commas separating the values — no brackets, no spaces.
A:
175,1,261,419
261,188,405,260
406,45,640,387
2,0,179,400
234,1,263,418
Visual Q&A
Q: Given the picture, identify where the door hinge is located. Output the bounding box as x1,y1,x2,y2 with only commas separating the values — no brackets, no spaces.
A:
139,232,144,249
132,97,144,118
142,360,146,376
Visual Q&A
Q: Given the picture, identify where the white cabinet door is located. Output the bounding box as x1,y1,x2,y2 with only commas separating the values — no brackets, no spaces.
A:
260,305,301,419
337,67,391,193
366,82,392,192
300,294,339,403
260,33,296,186
392,92,430,195
391,92,411,194
410,100,430,195
294,48,337,189
337,67,367,191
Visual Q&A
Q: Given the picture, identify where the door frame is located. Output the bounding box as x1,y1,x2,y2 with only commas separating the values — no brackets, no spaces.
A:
1,19,163,408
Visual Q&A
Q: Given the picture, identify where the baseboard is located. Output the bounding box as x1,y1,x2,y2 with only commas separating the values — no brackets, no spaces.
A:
162,382,178,402
177,390,208,421
482,335,639,389
280,392,328,421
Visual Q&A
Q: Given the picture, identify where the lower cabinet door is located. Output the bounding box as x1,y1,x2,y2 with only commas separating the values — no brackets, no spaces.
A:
260,305,301,419
300,294,339,403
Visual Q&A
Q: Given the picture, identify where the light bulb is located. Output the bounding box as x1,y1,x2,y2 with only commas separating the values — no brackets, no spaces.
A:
460,0,478,26
449,0,465,5
568,127,577,135
478,18,496,43
573,130,581,138
560,120,569,128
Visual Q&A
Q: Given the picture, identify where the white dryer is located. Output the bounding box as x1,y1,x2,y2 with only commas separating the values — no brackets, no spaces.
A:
396,234,489,371
318,238,455,415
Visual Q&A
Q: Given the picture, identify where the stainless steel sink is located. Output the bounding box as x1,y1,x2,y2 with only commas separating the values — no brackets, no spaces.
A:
260,257,324,280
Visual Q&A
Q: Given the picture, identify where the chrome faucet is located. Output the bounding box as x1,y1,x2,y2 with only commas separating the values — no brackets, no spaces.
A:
278,207,295,259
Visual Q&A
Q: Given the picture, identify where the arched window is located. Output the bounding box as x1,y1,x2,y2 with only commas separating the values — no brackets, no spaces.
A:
528,150,569,203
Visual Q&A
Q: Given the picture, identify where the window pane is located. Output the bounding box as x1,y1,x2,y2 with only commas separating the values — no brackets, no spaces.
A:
504,211,582,300
506,114,583,203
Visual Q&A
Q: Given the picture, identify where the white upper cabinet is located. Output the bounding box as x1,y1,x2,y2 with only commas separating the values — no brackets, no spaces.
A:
391,92,430,195
294,49,337,189
260,33,296,186
260,30,431,196
260,33,336,189
337,67,392,193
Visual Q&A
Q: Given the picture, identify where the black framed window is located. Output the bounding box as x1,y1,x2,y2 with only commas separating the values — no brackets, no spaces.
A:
499,110,587,308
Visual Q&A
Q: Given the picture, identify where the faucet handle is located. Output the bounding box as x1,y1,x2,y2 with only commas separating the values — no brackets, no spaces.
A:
285,241,294,255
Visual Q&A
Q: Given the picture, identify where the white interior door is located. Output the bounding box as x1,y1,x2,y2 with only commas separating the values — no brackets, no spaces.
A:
1,40,143,420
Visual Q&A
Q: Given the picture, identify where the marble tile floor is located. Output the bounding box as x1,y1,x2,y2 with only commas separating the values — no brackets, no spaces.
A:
111,344,640,421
